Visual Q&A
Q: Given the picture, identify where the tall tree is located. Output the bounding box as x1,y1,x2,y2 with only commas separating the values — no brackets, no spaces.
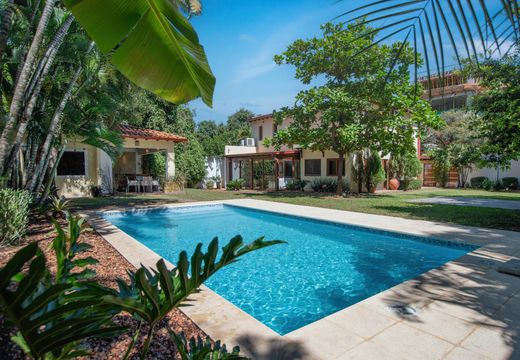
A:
465,45,520,176
267,22,439,195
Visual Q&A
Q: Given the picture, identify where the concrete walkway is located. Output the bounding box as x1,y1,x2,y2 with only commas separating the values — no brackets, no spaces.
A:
410,196,520,210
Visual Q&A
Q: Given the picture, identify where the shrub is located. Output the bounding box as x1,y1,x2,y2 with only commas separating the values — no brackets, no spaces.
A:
481,178,494,190
367,152,386,189
470,176,489,188
91,185,102,197
502,177,519,190
310,177,349,193
205,180,215,189
399,179,423,191
390,151,422,180
0,189,32,246
429,149,450,187
227,178,245,190
286,179,308,191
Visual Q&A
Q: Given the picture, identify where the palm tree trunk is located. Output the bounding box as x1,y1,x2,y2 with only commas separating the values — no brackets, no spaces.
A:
38,145,65,204
3,15,74,177
0,0,15,59
0,0,56,174
27,63,83,193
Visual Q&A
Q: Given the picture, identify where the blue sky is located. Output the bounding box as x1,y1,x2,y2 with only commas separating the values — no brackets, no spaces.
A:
190,0,346,123
188,0,510,123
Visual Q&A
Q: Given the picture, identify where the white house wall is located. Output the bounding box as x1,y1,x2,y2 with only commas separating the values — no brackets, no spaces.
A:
468,161,520,182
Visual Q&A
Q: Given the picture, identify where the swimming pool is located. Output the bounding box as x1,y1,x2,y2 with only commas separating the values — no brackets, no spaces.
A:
103,204,477,335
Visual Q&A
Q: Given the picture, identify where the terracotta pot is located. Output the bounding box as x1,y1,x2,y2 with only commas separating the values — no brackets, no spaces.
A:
388,178,400,190
369,185,377,193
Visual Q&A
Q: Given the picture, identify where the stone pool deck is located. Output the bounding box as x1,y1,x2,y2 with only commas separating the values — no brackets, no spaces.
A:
83,199,520,360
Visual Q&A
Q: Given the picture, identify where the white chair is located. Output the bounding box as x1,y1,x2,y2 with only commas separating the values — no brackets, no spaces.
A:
126,177,139,193
141,176,153,192
151,178,161,192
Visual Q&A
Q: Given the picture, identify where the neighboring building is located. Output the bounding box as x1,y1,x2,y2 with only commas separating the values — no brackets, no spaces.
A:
56,125,187,197
420,71,481,112
419,72,520,187
223,114,421,191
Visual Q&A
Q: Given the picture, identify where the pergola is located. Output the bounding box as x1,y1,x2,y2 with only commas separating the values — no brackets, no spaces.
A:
225,149,301,191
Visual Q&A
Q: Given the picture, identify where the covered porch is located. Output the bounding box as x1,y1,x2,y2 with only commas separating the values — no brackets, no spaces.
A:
113,125,187,192
225,150,301,190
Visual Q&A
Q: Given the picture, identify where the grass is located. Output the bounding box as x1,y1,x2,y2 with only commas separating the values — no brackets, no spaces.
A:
72,188,520,232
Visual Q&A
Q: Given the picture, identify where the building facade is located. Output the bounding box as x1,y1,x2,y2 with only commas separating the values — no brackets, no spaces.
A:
56,125,187,197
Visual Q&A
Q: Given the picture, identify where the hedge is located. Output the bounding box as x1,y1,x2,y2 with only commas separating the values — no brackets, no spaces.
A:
399,179,423,191
470,176,489,188
502,177,519,190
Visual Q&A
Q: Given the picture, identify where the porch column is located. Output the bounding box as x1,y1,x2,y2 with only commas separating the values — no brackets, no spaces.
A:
274,158,280,191
165,148,175,178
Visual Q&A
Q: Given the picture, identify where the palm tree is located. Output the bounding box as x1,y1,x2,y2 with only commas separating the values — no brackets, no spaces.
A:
0,0,56,174
338,0,519,92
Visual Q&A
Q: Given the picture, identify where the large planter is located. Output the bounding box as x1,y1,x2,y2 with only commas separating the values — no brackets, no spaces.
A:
369,184,377,193
388,178,400,190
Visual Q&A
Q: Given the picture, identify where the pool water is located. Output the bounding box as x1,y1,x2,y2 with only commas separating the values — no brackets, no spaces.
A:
103,204,476,335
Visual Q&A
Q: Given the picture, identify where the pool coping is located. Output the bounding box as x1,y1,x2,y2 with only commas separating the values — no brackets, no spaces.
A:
81,199,520,360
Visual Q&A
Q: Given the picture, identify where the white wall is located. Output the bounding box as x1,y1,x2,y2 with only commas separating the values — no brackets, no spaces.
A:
204,156,224,188
468,161,520,182
225,145,256,156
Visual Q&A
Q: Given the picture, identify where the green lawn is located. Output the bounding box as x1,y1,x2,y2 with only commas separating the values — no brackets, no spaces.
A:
72,188,520,232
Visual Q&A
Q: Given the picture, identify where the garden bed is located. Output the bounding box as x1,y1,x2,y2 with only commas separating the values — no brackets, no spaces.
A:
0,214,208,359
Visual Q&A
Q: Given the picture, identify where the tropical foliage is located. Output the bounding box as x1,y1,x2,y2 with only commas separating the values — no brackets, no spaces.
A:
464,46,520,172
339,0,520,92
0,212,282,359
267,22,440,195
0,188,32,246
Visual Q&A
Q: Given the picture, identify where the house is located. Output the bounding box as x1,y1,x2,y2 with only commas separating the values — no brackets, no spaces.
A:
55,125,187,197
223,114,421,191
419,72,520,187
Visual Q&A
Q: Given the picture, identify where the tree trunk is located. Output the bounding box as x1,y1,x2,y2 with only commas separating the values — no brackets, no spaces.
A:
0,0,56,174
0,0,15,59
28,67,83,193
336,152,345,196
38,145,65,204
357,152,363,193
25,15,74,100
3,15,74,177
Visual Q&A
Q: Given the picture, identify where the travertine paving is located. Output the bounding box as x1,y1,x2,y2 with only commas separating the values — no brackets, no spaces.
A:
84,199,520,360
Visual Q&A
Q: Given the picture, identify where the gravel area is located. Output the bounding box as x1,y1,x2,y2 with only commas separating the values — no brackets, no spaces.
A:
0,214,208,359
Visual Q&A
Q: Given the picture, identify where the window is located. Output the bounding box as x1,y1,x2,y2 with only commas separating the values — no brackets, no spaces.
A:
57,151,86,176
304,159,321,176
284,160,293,178
327,159,345,176
258,126,263,141
273,123,278,135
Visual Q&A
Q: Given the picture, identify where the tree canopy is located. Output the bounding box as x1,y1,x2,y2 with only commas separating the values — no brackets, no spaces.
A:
267,22,440,194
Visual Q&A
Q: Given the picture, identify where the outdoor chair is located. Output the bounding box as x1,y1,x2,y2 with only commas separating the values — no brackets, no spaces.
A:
151,178,161,192
142,176,153,192
126,176,139,193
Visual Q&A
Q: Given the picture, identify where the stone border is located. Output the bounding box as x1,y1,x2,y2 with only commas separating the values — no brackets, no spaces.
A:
82,199,520,360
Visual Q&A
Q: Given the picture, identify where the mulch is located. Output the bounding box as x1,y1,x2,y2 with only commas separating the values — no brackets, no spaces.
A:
0,214,208,359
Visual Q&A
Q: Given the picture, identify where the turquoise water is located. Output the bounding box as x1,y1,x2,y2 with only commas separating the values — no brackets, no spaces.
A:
103,204,476,335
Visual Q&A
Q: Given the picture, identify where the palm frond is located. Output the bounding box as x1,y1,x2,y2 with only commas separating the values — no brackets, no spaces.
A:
339,0,520,95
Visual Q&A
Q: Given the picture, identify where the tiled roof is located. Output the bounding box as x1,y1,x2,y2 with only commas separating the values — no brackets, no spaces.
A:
249,114,273,122
118,125,188,142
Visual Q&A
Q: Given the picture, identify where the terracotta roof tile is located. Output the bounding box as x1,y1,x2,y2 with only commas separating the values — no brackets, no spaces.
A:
118,125,188,142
